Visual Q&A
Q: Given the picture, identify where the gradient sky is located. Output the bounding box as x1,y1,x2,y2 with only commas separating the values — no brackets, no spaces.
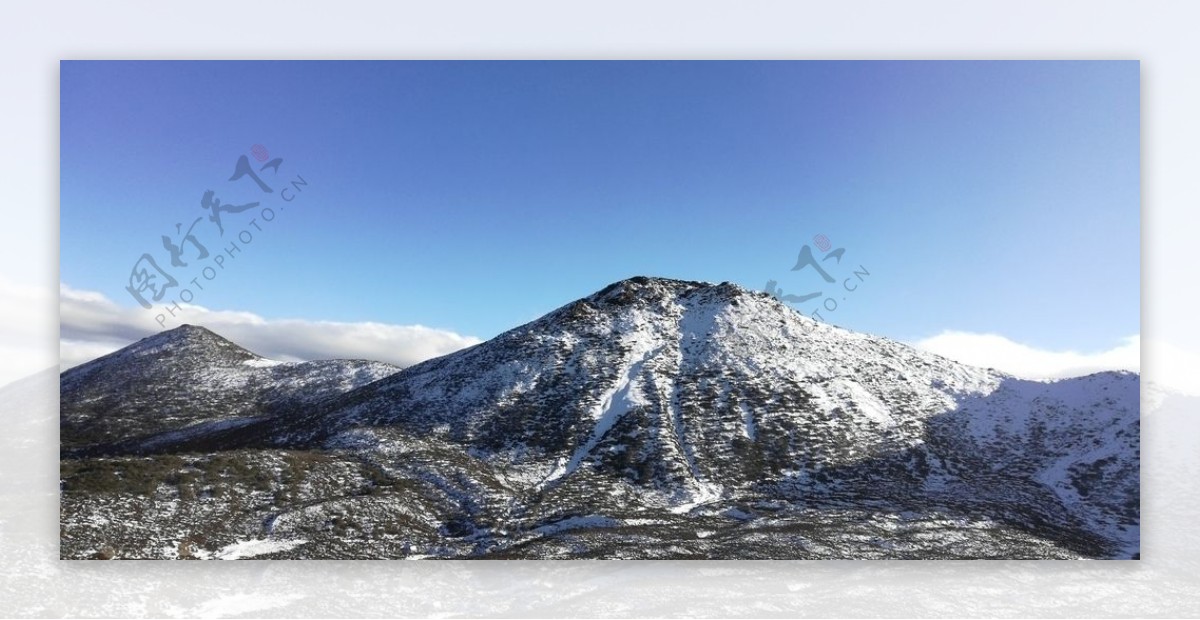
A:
60,60,1139,351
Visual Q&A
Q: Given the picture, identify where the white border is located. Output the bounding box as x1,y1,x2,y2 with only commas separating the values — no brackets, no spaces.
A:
2,1,1196,617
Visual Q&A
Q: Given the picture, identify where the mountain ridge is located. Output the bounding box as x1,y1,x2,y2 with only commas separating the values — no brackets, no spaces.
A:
58,276,1139,559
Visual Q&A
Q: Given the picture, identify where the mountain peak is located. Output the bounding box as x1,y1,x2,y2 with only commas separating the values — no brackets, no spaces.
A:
592,276,750,297
591,276,701,299
163,323,218,338
63,324,258,379
131,323,247,353
60,322,399,452
576,277,761,316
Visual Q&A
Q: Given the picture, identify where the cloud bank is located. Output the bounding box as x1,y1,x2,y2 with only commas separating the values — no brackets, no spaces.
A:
53,285,1176,396
60,284,482,371
912,331,1140,380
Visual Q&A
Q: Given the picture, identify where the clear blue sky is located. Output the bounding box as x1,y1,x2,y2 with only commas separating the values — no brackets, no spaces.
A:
60,61,1139,350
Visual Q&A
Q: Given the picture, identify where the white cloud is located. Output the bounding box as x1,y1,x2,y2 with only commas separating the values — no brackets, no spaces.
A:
59,284,482,371
47,285,1200,399
912,331,1140,381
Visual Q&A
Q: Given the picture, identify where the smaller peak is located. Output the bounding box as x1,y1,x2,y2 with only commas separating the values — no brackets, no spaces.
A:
136,323,243,351
159,323,220,340
64,323,254,377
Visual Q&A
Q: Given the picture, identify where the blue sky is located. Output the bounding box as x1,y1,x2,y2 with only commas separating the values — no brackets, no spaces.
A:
60,61,1139,352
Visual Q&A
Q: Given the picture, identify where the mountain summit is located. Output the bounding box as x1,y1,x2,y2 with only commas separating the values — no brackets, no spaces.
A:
59,277,1139,559
299,276,1001,489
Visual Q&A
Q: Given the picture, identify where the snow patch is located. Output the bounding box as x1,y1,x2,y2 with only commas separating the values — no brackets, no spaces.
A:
242,358,286,368
212,538,306,560
533,515,618,535
551,341,661,482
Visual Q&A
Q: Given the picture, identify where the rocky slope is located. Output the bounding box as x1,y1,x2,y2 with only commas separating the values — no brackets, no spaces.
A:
59,277,1139,559
60,324,398,452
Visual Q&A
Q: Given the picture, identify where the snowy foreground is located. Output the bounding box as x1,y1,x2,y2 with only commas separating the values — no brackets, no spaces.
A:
59,277,1139,559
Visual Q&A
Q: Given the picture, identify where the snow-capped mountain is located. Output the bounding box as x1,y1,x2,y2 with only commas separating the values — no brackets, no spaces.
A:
59,277,1139,559
60,324,398,452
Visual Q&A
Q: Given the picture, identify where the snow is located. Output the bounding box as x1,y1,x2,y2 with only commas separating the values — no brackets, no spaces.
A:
738,401,757,441
532,515,618,535
551,339,661,482
668,482,723,514
834,379,898,428
210,538,306,560
242,358,286,368
623,517,668,526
